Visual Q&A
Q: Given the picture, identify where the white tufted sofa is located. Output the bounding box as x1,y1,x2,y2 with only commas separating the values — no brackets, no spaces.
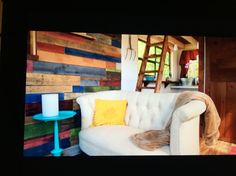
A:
76,90,206,155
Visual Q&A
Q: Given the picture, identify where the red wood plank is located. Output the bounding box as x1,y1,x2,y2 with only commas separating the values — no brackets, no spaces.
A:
37,42,65,54
99,80,121,86
27,60,33,72
24,130,70,150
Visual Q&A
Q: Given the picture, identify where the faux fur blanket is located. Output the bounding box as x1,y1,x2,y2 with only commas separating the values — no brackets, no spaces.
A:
130,91,221,151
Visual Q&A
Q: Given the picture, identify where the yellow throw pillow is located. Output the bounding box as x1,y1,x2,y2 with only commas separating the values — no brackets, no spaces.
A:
92,99,128,126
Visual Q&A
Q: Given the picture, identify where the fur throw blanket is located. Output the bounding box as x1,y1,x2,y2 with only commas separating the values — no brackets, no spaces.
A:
130,91,221,151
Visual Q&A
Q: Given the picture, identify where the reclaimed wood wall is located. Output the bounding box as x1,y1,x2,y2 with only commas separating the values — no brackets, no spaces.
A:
24,32,121,156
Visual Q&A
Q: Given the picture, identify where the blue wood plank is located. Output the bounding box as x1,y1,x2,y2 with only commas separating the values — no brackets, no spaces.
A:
112,39,121,48
80,80,99,86
64,47,121,63
24,138,71,156
25,93,64,103
72,86,85,93
33,61,106,77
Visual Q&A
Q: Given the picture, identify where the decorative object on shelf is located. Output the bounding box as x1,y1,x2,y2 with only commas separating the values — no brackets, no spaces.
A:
42,93,59,117
124,35,136,60
180,77,194,86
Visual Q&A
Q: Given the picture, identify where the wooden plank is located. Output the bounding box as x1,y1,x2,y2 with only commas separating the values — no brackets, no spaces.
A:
25,93,64,103
155,36,169,93
80,75,106,81
24,130,70,150
106,62,116,69
25,100,73,116
24,113,80,140
37,31,121,58
37,42,65,54
87,33,112,45
26,85,72,93
33,61,106,77
99,80,121,87
70,32,96,40
64,47,121,63
72,86,85,93
64,92,84,100
24,121,54,140
80,80,99,86
30,31,37,55
105,68,121,73
26,73,80,86
112,39,121,48
27,60,33,72
105,71,121,80
59,116,81,132
84,86,120,92
38,50,108,69
24,116,40,125
24,137,70,156
70,127,81,141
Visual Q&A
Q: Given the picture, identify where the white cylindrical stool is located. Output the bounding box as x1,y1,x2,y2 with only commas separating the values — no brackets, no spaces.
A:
42,94,59,117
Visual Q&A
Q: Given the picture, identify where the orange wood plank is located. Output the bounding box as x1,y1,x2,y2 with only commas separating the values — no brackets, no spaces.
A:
38,50,107,69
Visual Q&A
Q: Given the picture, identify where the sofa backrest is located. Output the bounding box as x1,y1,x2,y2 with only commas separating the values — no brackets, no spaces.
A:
76,90,179,130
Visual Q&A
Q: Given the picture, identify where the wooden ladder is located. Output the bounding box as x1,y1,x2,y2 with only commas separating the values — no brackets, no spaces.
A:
136,35,169,93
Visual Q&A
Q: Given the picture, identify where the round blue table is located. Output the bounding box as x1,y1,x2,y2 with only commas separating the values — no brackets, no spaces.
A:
33,111,76,157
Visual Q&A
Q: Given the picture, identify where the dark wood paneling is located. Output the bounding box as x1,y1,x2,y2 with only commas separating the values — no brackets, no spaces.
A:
206,37,236,143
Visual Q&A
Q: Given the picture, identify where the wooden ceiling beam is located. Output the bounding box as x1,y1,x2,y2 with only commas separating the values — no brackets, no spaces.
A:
183,44,198,50
181,36,198,46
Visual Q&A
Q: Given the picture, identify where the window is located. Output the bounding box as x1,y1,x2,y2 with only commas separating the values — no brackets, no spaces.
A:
138,40,171,79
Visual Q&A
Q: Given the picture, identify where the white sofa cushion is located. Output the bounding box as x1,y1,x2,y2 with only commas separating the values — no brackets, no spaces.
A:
79,125,170,155
77,90,179,130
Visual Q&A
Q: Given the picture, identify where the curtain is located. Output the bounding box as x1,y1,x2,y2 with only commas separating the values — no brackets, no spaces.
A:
179,49,199,78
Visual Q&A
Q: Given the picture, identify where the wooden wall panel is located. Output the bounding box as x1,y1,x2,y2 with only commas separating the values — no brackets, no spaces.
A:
24,32,121,156
206,37,236,143
37,31,121,58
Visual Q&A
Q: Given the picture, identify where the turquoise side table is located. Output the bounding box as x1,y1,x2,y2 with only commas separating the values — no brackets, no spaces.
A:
33,110,76,157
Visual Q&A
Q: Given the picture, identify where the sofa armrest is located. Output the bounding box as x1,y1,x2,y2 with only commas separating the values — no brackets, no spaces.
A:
170,100,206,155
76,95,95,129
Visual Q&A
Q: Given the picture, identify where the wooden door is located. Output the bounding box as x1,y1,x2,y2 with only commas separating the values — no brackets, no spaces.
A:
205,37,236,143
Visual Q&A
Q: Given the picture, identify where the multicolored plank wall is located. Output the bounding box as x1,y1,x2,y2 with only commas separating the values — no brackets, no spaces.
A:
24,32,121,156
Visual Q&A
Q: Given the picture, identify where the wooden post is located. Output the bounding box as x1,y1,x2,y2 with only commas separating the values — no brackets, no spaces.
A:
136,35,151,91
154,36,168,93
30,31,37,55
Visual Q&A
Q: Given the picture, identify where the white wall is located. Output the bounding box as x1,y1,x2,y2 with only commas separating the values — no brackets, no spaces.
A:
121,34,138,91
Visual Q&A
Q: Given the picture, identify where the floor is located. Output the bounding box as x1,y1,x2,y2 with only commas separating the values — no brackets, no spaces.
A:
200,139,236,155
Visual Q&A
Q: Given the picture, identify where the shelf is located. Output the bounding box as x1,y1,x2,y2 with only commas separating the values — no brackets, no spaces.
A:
171,86,198,90
143,80,179,88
